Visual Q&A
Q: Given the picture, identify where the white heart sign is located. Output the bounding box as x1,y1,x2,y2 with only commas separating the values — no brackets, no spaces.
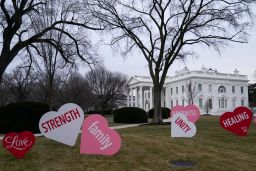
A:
39,103,84,146
171,113,196,137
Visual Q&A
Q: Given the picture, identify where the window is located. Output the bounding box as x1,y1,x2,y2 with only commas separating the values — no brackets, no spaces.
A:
171,88,173,95
232,86,235,93
171,101,173,108
219,97,227,109
241,100,244,106
198,84,202,92
176,100,179,106
148,92,150,98
241,86,244,94
176,86,178,94
199,98,203,108
182,85,185,93
209,84,212,93
232,99,236,108
182,99,185,106
218,86,226,93
208,99,213,109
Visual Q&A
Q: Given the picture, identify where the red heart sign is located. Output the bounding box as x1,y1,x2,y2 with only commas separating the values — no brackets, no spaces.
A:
2,131,35,158
220,106,253,136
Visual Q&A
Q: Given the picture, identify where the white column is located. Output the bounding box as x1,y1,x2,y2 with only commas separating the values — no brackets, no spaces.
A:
127,89,130,107
139,86,143,109
135,87,138,107
150,86,153,109
131,88,134,107
165,87,168,108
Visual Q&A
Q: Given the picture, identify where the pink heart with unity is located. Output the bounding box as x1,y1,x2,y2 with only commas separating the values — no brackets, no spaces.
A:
80,114,121,156
171,105,200,123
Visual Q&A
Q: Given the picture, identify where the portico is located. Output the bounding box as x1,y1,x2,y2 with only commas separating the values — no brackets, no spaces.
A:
127,76,168,111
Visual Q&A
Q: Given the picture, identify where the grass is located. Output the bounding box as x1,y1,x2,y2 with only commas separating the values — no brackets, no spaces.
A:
84,114,126,127
1,116,256,171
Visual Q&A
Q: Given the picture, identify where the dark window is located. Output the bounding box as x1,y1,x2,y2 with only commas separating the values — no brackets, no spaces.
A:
198,84,202,92
232,86,235,93
218,86,226,93
208,99,213,109
241,100,244,106
241,86,244,94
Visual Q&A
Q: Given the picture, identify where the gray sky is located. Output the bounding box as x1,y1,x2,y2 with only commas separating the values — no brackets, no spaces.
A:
89,30,256,83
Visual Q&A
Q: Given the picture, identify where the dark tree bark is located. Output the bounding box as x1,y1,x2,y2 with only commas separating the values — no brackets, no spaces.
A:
88,0,255,123
0,0,102,82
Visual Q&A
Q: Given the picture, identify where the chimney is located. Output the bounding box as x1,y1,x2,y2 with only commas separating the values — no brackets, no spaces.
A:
234,69,239,75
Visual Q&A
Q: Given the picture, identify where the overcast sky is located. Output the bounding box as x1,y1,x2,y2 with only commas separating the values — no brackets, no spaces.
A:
85,29,256,83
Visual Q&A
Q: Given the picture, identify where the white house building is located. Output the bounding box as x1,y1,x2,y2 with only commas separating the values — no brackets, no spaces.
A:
127,67,249,115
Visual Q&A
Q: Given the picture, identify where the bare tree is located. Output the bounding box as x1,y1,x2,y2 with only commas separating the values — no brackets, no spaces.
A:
29,0,95,109
61,72,96,111
0,0,102,82
89,0,255,123
184,80,199,105
3,65,36,102
0,81,12,106
85,66,127,113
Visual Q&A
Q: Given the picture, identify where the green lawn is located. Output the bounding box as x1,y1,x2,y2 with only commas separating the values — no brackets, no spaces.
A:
1,116,256,171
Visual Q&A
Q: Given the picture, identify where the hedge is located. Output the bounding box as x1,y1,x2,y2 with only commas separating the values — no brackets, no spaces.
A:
86,109,113,116
148,107,170,119
0,101,49,133
113,107,148,123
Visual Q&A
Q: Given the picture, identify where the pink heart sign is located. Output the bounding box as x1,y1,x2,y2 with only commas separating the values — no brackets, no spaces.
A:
171,105,200,123
80,114,121,156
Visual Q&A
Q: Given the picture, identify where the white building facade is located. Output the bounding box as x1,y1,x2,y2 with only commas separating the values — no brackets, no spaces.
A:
127,67,249,115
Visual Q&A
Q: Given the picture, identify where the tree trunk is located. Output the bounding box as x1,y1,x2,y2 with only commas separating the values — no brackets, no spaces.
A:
0,56,11,83
152,83,163,123
48,79,54,110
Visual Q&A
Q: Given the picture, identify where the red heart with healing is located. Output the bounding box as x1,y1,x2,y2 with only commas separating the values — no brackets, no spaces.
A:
219,106,253,136
2,131,35,158
80,114,121,156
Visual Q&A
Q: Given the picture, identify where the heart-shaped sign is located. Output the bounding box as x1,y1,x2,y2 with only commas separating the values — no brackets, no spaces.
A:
171,113,197,137
171,105,200,123
2,131,35,158
80,114,121,155
39,103,84,146
220,106,253,136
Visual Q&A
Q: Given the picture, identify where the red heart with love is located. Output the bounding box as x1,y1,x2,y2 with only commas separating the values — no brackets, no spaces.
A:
220,106,253,136
2,131,35,158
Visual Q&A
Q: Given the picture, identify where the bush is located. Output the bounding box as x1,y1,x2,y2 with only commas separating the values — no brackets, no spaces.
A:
86,110,103,115
113,107,148,123
0,101,49,133
148,107,170,119
86,109,113,116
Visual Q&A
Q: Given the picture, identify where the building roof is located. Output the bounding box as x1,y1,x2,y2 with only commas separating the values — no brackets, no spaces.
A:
128,68,248,86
